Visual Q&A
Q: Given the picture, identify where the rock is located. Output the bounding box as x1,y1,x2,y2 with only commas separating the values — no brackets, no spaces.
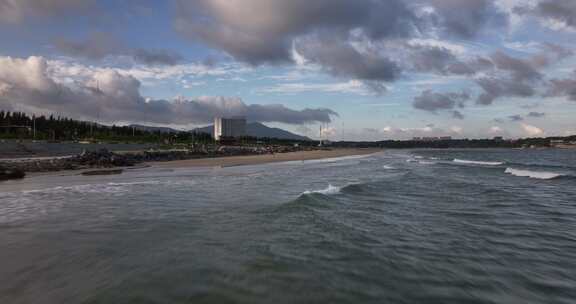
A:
0,166,26,181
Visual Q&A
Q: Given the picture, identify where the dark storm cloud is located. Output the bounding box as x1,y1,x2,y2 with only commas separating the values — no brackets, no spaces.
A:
0,56,336,125
413,90,469,113
516,0,576,29
54,33,183,66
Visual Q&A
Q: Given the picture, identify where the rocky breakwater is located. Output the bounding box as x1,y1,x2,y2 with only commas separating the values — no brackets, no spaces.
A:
0,145,309,177
0,166,26,181
0,149,140,174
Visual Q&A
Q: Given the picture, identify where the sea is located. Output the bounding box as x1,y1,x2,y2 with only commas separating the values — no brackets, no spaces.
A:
1,149,575,304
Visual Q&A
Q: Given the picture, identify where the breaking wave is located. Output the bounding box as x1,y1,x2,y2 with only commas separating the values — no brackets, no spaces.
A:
454,159,504,166
302,184,342,195
504,168,564,180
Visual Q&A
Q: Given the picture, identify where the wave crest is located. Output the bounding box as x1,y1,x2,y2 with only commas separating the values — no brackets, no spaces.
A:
454,159,504,166
505,168,564,180
302,184,342,195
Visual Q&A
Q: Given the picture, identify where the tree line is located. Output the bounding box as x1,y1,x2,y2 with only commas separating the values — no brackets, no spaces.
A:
0,110,213,143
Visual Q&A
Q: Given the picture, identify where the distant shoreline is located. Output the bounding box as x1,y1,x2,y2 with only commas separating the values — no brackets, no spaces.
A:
149,148,382,169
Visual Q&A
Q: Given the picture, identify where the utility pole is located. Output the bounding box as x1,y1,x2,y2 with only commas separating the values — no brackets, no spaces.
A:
33,116,36,141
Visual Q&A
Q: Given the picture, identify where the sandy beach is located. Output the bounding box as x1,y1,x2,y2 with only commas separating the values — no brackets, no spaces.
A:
150,148,382,168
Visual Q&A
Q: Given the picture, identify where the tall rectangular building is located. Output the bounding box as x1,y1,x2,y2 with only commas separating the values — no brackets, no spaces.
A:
214,117,247,140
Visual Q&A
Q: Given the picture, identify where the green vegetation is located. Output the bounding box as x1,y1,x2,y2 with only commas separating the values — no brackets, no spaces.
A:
0,111,210,144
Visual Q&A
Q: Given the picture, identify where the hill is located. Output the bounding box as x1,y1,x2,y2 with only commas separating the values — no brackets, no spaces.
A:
194,122,310,141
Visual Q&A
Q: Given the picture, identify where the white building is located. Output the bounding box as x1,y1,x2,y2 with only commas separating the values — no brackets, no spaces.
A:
213,117,247,141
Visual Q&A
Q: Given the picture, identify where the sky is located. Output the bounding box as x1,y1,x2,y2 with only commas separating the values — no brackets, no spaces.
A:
0,0,575,140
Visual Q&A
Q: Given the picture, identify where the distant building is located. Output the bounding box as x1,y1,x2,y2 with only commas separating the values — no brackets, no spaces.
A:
213,117,246,141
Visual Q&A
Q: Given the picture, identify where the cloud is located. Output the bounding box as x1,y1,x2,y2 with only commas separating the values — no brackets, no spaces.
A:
508,114,524,121
521,123,545,136
53,32,123,60
426,0,509,39
0,0,94,23
546,73,576,101
295,38,401,91
490,51,542,81
528,111,546,117
516,0,576,30
54,33,183,66
413,90,469,113
0,56,336,125
174,0,417,65
475,77,536,105
256,80,372,95
407,44,469,75
451,110,465,119
490,126,504,134
376,124,464,139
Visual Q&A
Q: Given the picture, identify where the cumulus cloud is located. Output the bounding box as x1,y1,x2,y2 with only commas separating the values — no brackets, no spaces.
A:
0,56,336,125
0,0,94,23
174,0,417,65
413,90,469,115
521,123,545,136
295,38,400,92
172,0,515,91
54,33,183,66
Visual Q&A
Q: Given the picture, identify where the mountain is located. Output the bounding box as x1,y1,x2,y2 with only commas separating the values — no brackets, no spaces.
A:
129,124,180,133
194,122,311,141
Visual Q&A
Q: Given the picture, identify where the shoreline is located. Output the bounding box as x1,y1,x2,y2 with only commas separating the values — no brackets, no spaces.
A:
148,148,381,169
19,148,381,179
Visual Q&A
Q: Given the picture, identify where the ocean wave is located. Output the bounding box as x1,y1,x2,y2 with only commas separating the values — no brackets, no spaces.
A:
418,161,437,165
383,165,396,170
302,184,342,195
504,168,564,180
453,159,504,166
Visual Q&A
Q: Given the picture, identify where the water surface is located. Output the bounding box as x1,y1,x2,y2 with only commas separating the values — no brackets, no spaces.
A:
1,149,575,303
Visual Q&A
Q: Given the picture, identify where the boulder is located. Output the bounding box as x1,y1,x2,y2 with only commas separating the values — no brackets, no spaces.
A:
0,166,26,181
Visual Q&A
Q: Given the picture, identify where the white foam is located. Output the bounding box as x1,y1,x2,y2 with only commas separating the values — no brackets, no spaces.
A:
453,159,504,166
418,161,436,165
303,184,342,195
505,168,563,180
383,165,395,170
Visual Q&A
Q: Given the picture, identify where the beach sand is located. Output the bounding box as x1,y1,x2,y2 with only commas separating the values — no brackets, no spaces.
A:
149,148,382,169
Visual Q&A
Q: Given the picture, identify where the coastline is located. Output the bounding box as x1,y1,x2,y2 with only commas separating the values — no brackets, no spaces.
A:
17,148,381,179
149,148,382,169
